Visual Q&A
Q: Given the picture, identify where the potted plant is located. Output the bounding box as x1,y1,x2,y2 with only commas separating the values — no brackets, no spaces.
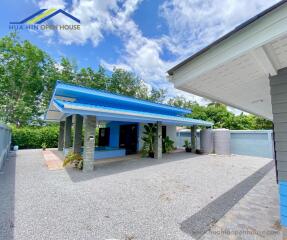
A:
141,123,156,158
183,140,192,152
41,142,47,151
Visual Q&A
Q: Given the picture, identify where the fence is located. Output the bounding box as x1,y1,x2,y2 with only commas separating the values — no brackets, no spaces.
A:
0,123,11,170
230,130,274,158
176,129,274,159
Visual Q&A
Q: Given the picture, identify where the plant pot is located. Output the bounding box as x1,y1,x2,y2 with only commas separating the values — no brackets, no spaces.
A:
185,147,192,152
195,149,202,154
149,152,154,158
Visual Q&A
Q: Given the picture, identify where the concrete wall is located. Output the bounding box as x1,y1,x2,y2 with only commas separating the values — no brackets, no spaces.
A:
230,130,273,158
176,130,200,149
176,129,274,158
0,123,11,170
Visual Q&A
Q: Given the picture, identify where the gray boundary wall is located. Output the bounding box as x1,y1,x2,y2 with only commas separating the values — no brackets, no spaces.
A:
0,123,11,170
176,130,274,159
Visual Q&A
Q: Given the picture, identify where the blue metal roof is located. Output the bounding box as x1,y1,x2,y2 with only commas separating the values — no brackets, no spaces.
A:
45,82,213,126
52,99,212,126
53,81,191,116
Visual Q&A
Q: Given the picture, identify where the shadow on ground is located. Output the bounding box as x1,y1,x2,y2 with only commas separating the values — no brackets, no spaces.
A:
180,161,275,239
0,152,16,240
65,151,199,183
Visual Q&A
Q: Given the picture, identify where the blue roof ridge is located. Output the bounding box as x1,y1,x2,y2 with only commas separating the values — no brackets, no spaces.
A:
55,80,192,114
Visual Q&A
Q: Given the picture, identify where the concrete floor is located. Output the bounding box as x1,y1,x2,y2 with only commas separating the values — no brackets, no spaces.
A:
0,150,281,240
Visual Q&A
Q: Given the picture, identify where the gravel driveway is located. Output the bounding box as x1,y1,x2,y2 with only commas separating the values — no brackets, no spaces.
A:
0,149,275,240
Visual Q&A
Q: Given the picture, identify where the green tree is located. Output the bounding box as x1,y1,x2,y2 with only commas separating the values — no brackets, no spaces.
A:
146,88,167,103
0,33,58,126
168,97,273,130
0,33,272,130
108,68,146,97
59,57,77,83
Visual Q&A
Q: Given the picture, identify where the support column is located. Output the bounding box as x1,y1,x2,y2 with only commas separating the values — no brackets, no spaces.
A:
72,114,83,154
154,121,162,160
191,125,197,153
270,68,287,227
58,121,65,151
64,116,72,150
83,116,97,172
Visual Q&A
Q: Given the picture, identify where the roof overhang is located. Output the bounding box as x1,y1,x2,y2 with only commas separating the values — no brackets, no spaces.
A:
45,82,213,126
168,0,287,120
50,99,212,126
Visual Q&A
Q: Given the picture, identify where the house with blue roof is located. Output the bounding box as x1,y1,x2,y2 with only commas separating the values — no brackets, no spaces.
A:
45,81,213,172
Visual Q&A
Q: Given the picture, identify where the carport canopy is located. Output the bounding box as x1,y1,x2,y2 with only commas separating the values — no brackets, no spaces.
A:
168,0,287,120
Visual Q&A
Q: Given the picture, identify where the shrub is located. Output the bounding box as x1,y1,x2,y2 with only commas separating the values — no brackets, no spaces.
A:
63,151,83,170
163,136,174,153
11,125,59,149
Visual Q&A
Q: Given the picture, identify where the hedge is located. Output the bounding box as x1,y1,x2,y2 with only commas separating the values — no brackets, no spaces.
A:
11,125,59,149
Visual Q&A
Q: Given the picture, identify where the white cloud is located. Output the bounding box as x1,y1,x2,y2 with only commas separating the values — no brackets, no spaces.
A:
100,59,132,72
159,0,281,58
38,0,66,9
37,0,280,108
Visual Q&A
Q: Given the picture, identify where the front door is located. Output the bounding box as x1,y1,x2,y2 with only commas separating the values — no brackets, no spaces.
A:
98,128,110,146
119,124,138,154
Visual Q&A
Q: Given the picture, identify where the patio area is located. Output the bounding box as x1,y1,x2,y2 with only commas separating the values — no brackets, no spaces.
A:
0,150,282,240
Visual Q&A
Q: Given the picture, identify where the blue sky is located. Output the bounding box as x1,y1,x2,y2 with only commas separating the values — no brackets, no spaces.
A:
0,0,280,105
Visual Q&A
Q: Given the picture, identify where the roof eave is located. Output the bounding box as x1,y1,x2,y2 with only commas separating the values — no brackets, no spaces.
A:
167,0,287,75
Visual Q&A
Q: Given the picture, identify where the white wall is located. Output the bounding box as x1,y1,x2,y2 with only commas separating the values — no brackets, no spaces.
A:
166,125,177,147
138,123,145,151
138,124,178,151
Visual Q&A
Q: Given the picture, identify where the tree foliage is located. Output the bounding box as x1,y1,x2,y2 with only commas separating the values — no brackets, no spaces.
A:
0,33,166,126
11,124,59,149
0,33,57,126
0,33,272,130
168,97,273,130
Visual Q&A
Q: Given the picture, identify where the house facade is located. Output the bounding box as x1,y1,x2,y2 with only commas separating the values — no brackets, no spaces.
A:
45,82,212,170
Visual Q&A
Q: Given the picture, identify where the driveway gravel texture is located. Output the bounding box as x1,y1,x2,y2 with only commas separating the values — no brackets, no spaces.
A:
0,149,276,240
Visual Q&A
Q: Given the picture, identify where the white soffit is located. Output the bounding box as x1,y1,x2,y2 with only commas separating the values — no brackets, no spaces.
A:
170,2,287,120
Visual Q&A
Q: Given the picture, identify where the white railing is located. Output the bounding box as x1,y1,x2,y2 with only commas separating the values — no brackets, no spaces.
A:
0,123,11,170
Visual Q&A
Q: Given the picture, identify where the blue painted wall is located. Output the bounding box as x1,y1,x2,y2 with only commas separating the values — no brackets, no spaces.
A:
109,125,120,148
107,122,139,149
280,181,287,227
94,148,126,160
